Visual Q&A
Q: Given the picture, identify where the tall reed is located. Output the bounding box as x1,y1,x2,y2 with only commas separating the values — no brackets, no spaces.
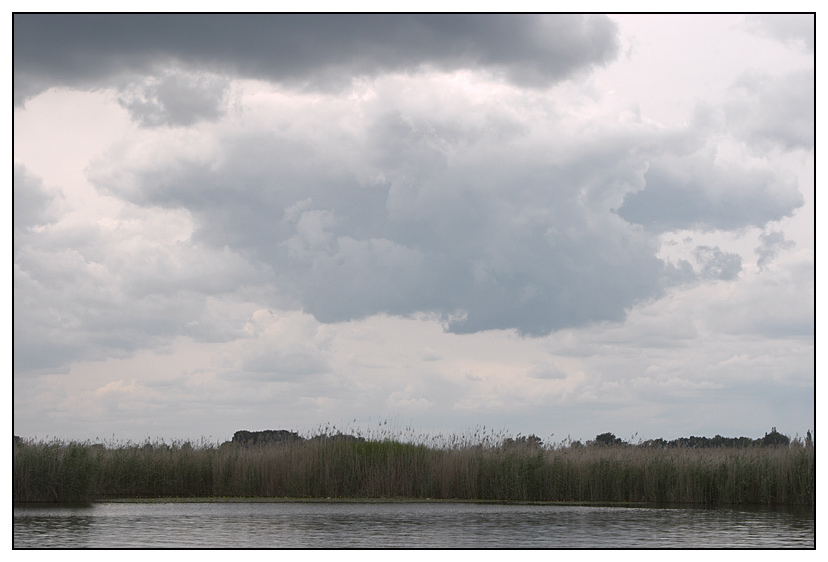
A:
13,433,815,506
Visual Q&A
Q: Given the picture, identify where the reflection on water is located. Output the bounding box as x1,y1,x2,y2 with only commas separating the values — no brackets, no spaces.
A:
14,501,815,548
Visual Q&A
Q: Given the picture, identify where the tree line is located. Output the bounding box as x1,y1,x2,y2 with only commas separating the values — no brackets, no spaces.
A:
581,427,809,449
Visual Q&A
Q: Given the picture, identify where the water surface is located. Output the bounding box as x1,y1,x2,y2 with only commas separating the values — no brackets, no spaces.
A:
14,501,815,548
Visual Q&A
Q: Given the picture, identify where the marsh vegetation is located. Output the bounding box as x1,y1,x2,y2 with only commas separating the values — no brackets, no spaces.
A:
13,426,814,506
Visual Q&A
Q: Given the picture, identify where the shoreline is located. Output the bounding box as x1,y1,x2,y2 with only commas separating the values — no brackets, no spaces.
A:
15,498,815,512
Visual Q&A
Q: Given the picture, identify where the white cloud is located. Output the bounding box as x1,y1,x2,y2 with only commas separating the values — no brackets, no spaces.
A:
725,70,814,151
744,14,814,52
13,15,814,444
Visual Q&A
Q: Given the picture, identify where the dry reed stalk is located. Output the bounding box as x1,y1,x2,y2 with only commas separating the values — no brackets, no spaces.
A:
13,433,815,505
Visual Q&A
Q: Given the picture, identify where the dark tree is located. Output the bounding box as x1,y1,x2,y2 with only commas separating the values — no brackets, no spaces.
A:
761,427,790,447
591,432,624,446
231,429,304,447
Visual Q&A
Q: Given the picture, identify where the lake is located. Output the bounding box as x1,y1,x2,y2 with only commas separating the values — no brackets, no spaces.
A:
13,500,815,548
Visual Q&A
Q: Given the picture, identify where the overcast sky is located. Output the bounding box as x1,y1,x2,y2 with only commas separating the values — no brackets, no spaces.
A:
13,14,814,445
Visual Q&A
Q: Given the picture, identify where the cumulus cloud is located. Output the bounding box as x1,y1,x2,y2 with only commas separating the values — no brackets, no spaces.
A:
89,78,675,337
13,185,271,373
693,245,742,281
616,153,804,232
755,231,796,270
13,165,62,233
118,71,231,127
661,259,696,286
13,14,620,104
15,71,811,380
12,14,814,444
81,59,811,339
14,245,261,373
725,70,814,151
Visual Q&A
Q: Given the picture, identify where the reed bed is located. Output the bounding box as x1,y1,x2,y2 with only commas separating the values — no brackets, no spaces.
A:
13,432,815,506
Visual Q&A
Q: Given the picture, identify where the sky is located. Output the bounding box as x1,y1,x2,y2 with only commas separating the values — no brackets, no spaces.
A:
12,14,815,445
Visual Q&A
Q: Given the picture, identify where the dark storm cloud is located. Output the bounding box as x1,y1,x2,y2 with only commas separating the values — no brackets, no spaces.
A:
615,159,804,233
13,14,620,104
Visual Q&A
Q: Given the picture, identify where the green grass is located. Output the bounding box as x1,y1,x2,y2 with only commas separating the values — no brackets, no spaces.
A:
13,432,815,505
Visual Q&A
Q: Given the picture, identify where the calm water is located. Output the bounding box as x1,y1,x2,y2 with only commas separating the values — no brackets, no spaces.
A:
14,501,814,549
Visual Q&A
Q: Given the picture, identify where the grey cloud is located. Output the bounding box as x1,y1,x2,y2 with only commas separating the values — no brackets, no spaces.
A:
661,259,696,286
13,218,270,373
709,260,813,338
118,71,231,127
528,362,568,380
744,14,814,52
13,165,62,233
14,256,201,371
725,70,814,151
421,348,442,362
242,349,331,380
91,109,667,337
755,231,795,270
616,158,804,232
14,14,619,104
693,246,742,281
302,236,432,324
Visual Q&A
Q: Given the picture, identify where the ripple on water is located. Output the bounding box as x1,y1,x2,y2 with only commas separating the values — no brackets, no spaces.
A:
14,502,815,548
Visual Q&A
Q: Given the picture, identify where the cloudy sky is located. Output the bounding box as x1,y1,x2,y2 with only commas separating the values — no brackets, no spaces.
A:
13,14,814,445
